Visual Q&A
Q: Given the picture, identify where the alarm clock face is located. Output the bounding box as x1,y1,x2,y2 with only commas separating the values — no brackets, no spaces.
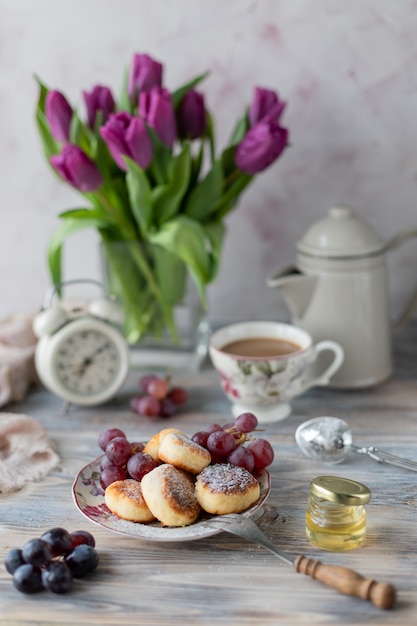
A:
36,317,130,405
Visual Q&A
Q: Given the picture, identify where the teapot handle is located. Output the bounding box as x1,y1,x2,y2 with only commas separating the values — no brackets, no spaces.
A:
385,228,417,331
385,228,417,252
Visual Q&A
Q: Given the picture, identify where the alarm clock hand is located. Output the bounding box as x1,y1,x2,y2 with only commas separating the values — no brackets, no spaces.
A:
68,342,112,379
81,341,111,369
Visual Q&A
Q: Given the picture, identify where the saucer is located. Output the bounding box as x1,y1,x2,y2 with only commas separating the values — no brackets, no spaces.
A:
231,401,291,424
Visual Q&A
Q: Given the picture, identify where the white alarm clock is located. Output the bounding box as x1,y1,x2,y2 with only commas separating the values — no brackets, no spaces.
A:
33,279,130,407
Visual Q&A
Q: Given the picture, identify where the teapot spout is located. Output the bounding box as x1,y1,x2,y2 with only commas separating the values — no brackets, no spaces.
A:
267,265,318,321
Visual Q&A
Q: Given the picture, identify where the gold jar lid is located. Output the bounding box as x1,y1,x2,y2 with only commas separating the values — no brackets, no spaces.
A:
310,476,371,505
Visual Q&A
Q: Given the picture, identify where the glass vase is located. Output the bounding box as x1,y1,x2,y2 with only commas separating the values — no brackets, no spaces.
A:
100,240,210,371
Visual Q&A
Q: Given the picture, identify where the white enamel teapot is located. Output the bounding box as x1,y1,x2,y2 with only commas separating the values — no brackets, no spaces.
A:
267,206,417,388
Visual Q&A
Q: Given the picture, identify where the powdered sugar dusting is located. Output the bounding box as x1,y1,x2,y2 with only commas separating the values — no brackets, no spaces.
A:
197,463,258,494
158,464,199,512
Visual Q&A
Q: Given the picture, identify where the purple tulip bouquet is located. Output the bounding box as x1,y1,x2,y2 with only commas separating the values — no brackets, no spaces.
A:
35,52,289,344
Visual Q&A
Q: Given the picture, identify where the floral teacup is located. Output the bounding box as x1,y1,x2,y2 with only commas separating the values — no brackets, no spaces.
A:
209,321,344,423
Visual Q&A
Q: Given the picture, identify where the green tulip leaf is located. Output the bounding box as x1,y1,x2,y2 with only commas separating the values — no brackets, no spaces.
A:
229,110,249,145
34,75,49,113
184,159,223,221
47,214,110,288
190,141,204,187
203,220,226,281
70,112,93,157
34,78,60,163
94,136,119,182
35,108,59,164
214,173,252,220
147,127,171,185
171,71,210,109
220,146,238,179
151,144,191,224
118,66,133,114
125,157,153,235
58,207,114,223
150,245,187,305
204,111,216,164
89,182,136,237
148,216,211,304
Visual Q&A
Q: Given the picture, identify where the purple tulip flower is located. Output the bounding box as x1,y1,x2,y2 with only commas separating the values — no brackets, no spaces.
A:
177,90,206,140
100,112,153,170
83,85,115,129
139,87,177,148
235,119,289,175
248,87,286,127
128,53,163,102
45,90,73,143
50,145,103,192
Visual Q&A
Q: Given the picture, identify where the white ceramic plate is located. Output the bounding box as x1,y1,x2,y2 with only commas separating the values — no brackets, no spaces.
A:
72,456,271,542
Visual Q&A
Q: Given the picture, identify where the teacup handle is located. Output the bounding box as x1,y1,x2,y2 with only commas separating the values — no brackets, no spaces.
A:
297,340,345,393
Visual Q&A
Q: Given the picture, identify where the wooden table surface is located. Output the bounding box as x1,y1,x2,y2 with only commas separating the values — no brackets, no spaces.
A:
2,323,417,625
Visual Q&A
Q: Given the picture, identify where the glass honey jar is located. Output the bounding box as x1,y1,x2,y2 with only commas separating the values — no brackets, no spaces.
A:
306,476,371,551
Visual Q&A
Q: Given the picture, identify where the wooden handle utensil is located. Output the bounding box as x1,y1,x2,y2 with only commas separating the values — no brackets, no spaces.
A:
295,555,396,610
207,514,397,610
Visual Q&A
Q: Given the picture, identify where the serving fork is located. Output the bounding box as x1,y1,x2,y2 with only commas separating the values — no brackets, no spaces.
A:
204,513,396,610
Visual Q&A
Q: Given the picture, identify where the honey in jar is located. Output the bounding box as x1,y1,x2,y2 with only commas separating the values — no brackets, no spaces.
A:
306,475,371,551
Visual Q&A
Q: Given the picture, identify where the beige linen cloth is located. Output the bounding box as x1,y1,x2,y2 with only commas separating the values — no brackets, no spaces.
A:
0,312,38,407
0,314,60,491
0,413,60,492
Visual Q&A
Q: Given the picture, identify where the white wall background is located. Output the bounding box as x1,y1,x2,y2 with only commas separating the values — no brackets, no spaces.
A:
1,0,417,324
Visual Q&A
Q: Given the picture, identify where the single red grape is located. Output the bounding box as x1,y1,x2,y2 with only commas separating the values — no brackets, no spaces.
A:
147,378,168,400
227,446,255,472
105,437,133,466
159,397,177,417
192,431,210,448
246,438,274,469
207,431,236,457
99,455,119,471
130,396,142,413
168,387,188,405
205,423,224,434
100,465,127,489
70,530,96,549
127,453,157,481
98,428,126,452
234,412,258,433
137,395,161,417
139,373,158,393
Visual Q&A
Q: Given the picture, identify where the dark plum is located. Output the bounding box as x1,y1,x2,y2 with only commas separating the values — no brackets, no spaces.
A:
22,538,52,568
42,561,73,594
13,564,43,594
4,548,25,575
41,527,72,557
65,544,99,577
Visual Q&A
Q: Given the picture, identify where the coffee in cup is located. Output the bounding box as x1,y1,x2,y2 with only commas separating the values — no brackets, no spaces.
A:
209,321,344,424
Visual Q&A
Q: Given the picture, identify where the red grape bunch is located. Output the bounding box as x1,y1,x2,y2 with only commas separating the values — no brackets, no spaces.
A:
4,528,98,595
192,412,274,476
98,427,158,489
97,413,274,490
130,373,188,418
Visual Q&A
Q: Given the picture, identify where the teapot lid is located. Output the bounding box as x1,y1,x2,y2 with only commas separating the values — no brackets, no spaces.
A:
297,206,385,258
